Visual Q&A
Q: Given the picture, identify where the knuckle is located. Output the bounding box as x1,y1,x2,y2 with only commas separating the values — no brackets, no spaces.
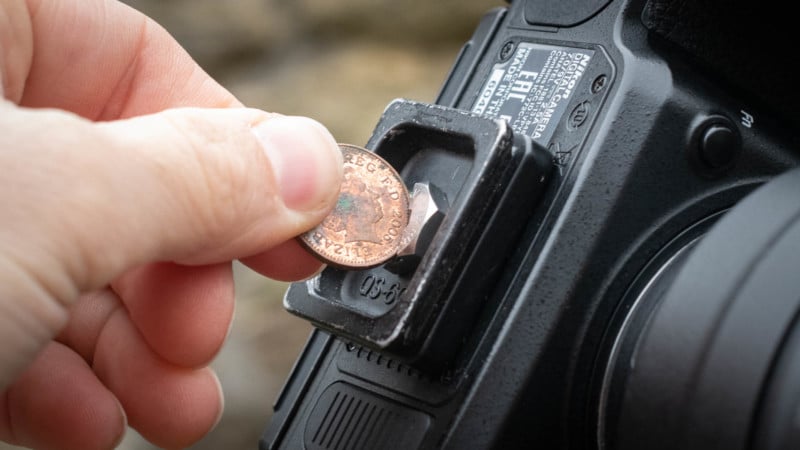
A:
161,110,266,240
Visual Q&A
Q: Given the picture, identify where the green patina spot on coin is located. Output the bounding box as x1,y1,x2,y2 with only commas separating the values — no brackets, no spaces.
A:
337,194,354,212
300,143,409,269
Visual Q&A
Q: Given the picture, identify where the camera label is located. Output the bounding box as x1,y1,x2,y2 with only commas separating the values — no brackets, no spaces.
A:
472,42,594,144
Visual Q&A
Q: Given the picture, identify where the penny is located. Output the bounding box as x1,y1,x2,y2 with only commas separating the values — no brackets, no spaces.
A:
300,144,410,269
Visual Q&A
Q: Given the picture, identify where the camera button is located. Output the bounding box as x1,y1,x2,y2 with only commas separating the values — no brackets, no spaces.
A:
700,123,740,169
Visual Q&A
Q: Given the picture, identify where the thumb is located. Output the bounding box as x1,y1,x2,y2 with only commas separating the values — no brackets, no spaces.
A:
0,103,342,386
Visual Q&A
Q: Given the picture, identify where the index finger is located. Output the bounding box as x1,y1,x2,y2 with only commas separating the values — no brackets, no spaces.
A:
8,0,238,118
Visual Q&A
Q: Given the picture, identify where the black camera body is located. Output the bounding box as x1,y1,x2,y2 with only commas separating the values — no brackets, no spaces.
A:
262,0,800,449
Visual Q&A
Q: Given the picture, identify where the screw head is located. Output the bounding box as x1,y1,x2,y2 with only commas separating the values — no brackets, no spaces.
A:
499,41,516,61
591,74,607,94
385,182,448,274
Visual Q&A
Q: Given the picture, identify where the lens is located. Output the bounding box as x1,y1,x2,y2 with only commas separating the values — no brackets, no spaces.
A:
597,168,800,450
595,216,710,450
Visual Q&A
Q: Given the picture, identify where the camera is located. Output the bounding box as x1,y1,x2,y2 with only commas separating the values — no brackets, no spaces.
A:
262,0,800,448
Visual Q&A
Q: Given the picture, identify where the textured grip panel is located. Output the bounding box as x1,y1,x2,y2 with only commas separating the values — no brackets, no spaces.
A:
305,382,430,450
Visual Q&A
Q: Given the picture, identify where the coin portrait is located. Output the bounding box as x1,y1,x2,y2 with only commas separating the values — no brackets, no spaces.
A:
300,144,410,268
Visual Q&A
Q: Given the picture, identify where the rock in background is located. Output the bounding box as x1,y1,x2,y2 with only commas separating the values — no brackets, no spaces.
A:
0,1,502,449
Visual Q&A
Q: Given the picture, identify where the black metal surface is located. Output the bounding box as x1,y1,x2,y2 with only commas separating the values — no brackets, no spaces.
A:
524,0,612,27
263,1,800,449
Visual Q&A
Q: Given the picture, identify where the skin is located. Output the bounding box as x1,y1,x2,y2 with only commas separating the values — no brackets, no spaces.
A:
0,0,343,449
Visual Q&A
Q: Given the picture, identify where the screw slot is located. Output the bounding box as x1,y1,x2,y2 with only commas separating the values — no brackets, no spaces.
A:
591,74,607,94
499,41,516,61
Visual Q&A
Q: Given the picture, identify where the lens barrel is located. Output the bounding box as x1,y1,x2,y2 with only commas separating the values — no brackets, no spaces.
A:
600,169,800,450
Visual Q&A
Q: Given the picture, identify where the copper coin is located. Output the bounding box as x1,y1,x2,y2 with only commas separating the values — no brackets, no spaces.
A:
300,144,410,269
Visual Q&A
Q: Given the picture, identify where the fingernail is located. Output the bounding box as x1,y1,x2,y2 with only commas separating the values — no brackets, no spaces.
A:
253,116,343,212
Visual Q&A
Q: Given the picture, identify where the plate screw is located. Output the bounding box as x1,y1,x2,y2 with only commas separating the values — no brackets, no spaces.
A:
385,182,448,274
499,41,516,61
591,74,607,94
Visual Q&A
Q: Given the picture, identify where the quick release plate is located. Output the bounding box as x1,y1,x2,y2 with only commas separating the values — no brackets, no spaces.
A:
284,100,551,368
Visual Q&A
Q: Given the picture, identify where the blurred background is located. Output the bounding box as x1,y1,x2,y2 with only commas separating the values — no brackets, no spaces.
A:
0,0,501,448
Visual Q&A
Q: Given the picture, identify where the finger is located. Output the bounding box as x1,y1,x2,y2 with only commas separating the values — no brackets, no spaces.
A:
59,265,231,373
1,0,238,115
93,308,222,449
54,275,230,446
112,262,235,368
242,239,325,281
55,289,123,365
0,342,125,450
0,105,341,387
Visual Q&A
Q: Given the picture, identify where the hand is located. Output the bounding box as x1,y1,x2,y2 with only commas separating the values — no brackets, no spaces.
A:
0,1,342,449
